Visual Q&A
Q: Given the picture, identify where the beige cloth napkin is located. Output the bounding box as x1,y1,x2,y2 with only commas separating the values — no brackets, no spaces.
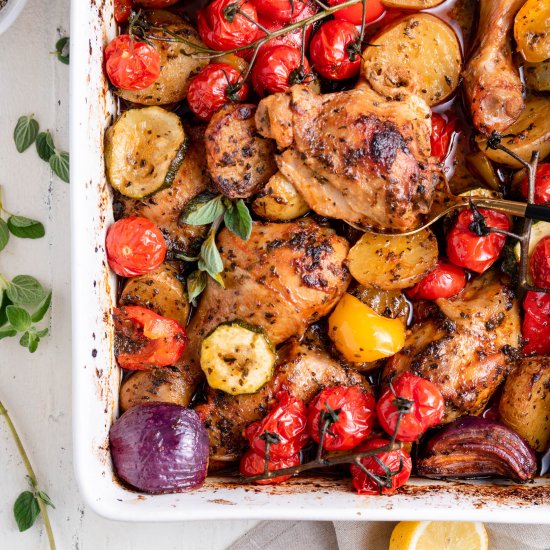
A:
229,521,550,550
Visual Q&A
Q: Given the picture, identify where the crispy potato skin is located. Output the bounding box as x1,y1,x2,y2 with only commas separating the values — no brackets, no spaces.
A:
514,0,550,63
499,356,550,452
117,10,208,105
119,368,192,412
205,104,277,199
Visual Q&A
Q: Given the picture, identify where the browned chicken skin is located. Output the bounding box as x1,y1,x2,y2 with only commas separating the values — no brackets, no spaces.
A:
383,271,521,423
196,335,370,463
462,0,525,135
256,84,439,232
175,219,351,403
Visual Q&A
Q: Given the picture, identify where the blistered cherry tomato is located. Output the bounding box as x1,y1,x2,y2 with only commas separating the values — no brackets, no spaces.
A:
522,291,550,355
114,0,132,23
530,236,550,289
430,112,457,161
197,0,263,53
187,63,249,121
251,45,311,97
307,385,376,451
520,164,550,205
134,0,178,6
377,373,445,442
239,449,300,485
327,0,384,25
309,20,361,81
253,0,307,23
106,216,166,277
406,260,466,300
245,391,309,460
446,208,511,273
350,438,412,495
113,306,187,370
105,35,161,91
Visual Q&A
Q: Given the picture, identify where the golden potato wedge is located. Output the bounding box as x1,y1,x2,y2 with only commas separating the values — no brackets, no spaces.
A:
120,263,189,326
362,13,461,105
117,10,208,105
499,356,550,452
347,228,438,290
120,368,192,412
252,172,309,221
476,96,550,168
514,0,550,63
382,0,444,7
525,60,550,92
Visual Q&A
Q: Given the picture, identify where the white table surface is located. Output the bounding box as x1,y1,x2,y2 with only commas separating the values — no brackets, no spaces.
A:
0,0,258,547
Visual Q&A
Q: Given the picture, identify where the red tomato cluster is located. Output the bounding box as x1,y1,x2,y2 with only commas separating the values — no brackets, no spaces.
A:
240,376,444,494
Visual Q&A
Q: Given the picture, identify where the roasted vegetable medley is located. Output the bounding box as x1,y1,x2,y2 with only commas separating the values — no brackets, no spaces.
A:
103,0,550,494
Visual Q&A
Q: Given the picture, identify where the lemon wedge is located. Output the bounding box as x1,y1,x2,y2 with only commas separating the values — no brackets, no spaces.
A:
389,521,489,550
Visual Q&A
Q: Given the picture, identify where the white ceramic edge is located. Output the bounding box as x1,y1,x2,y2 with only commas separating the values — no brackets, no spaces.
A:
70,0,550,523
0,0,30,35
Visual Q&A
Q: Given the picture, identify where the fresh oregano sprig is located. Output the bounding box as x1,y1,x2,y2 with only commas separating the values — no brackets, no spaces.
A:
52,37,70,65
13,116,70,183
179,193,253,303
0,401,55,548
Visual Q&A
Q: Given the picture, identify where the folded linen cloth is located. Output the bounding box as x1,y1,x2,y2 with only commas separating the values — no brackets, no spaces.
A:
229,521,550,550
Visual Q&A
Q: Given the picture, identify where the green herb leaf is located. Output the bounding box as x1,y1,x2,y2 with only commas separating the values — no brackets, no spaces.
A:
19,331,30,348
27,333,40,353
36,131,55,162
180,193,225,226
37,490,55,508
54,36,70,65
6,275,44,305
0,293,12,327
199,232,223,279
49,150,70,183
6,306,32,332
31,291,52,323
0,326,17,339
13,491,40,532
35,328,49,338
187,270,207,304
13,116,39,153
0,219,10,252
7,216,45,239
224,199,252,241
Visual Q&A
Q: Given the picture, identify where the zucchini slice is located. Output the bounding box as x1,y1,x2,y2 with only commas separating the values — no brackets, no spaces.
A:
200,322,276,395
514,221,550,266
105,106,187,199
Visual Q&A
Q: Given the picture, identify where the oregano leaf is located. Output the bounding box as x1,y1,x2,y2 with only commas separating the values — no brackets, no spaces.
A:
0,326,17,340
55,36,70,65
49,150,70,183
19,331,30,348
13,491,40,532
224,199,252,241
6,306,32,332
28,333,40,353
0,219,9,252
37,490,55,508
36,131,55,162
7,216,45,239
180,193,225,226
187,270,207,304
13,116,39,153
199,233,223,278
31,291,52,323
6,275,44,305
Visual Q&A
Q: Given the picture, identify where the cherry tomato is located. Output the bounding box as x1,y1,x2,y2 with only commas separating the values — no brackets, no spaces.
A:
377,372,445,442
350,438,412,495
253,0,307,23
105,35,161,91
406,260,466,300
430,112,457,161
530,236,550,289
522,291,550,355
446,208,511,273
307,385,376,451
239,449,300,485
114,0,132,23
113,306,187,370
327,0,385,25
197,0,263,54
309,20,361,81
520,164,550,205
187,63,249,121
244,391,309,459
328,293,405,363
251,45,311,97
106,217,166,277
134,0,178,6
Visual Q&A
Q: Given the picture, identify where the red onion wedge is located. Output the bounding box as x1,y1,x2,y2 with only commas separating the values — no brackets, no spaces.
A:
417,416,537,482
110,403,209,493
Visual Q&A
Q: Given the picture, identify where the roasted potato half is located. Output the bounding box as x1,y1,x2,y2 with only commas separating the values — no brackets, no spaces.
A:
524,60,550,92
499,356,550,452
347,228,438,290
119,368,192,412
361,13,462,105
116,10,208,105
120,263,190,326
477,96,550,168
252,172,309,221
514,0,550,63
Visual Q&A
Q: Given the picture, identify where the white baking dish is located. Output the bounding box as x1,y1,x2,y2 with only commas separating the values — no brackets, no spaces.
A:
69,0,550,522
